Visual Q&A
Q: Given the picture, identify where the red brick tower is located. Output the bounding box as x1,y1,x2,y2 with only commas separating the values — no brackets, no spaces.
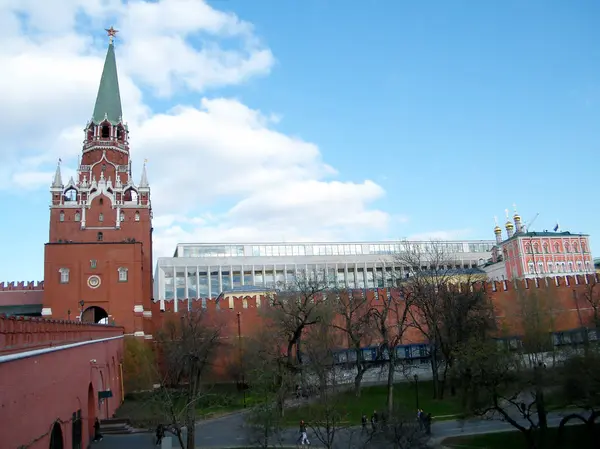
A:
43,28,154,337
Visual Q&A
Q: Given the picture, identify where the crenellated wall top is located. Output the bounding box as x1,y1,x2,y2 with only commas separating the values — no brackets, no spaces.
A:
0,281,44,291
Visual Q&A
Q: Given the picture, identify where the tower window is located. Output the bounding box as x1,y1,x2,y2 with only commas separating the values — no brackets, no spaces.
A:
59,268,70,284
59,211,65,222
75,211,81,222
97,232,103,242
134,211,140,222
99,213,104,222
118,267,128,282
101,126,110,138
120,211,125,222
99,198,104,206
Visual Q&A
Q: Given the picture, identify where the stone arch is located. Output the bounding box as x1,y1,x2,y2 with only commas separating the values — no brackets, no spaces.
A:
87,383,95,442
82,306,109,324
123,186,138,203
49,421,64,449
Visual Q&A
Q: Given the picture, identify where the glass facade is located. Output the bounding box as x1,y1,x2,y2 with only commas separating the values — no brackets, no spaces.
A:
158,240,496,302
176,241,496,258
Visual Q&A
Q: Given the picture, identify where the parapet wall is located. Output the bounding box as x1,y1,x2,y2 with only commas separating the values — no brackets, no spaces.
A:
149,274,600,339
0,315,124,355
0,281,44,291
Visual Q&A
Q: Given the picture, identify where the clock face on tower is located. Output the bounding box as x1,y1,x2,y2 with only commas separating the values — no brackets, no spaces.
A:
87,275,101,289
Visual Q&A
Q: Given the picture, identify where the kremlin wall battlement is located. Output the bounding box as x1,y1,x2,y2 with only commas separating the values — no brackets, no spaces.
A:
150,273,600,341
1,274,598,343
0,281,44,291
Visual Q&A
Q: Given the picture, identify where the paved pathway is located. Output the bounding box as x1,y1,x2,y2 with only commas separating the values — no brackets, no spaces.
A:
95,408,581,448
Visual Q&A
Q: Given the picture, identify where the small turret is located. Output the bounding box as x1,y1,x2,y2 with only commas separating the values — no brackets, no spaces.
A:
505,209,514,239
513,203,522,233
494,216,503,245
139,159,149,189
51,159,63,189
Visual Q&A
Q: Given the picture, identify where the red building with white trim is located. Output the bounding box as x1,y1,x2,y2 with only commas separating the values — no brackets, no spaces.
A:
484,209,594,281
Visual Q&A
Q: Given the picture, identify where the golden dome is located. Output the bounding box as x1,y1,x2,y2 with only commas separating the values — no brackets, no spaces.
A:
513,213,521,221
494,225,502,233
505,221,514,229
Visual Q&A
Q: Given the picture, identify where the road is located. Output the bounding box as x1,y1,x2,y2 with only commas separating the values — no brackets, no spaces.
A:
95,409,581,448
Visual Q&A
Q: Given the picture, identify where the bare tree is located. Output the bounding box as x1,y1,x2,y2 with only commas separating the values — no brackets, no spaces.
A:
329,288,374,397
394,240,490,399
243,329,288,448
261,270,332,415
362,407,430,449
556,347,600,448
581,278,600,330
122,335,156,393
515,287,558,366
369,287,413,415
455,285,579,449
152,311,222,449
301,319,349,449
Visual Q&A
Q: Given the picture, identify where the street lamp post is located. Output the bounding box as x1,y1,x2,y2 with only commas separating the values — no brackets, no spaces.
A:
79,300,85,321
67,309,71,320
414,374,420,410
237,311,246,408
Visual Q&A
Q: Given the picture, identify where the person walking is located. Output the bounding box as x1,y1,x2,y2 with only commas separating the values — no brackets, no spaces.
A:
361,414,367,433
298,420,310,445
370,410,378,431
93,418,103,442
425,413,432,435
155,423,165,446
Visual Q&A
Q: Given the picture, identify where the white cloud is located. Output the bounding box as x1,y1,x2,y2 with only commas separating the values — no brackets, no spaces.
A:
0,0,395,261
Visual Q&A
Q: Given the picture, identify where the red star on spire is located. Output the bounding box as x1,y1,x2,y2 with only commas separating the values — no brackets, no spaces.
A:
105,26,119,43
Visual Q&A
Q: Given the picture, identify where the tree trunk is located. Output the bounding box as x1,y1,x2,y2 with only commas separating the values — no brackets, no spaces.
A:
354,367,365,397
386,356,395,415
353,347,367,397
430,347,439,399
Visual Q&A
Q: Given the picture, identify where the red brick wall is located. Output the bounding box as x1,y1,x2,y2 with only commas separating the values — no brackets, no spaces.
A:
44,242,149,334
0,318,124,449
0,315,124,355
148,274,600,378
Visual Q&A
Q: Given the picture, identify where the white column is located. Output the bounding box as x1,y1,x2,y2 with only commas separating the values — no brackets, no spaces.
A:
116,206,121,229
344,263,349,288
184,265,189,311
218,266,223,293
241,265,245,286
196,266,200,298
81,206,86,229
207,266,212,298
173,266,178,312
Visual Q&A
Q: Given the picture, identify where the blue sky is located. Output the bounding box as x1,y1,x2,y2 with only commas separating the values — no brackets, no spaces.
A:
0,0,599,282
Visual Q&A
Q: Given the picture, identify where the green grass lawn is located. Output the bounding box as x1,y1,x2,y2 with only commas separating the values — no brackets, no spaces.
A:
442,424,599,449
116,383,253,427
283,380,463,426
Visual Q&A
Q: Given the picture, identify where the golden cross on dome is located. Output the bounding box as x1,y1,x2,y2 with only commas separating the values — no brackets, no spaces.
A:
105,26,119,44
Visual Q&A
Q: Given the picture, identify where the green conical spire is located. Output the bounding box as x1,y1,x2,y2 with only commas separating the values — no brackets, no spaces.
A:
92,42,123,124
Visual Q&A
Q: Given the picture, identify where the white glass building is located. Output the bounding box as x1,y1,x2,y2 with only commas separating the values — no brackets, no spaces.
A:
154,240,495,302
